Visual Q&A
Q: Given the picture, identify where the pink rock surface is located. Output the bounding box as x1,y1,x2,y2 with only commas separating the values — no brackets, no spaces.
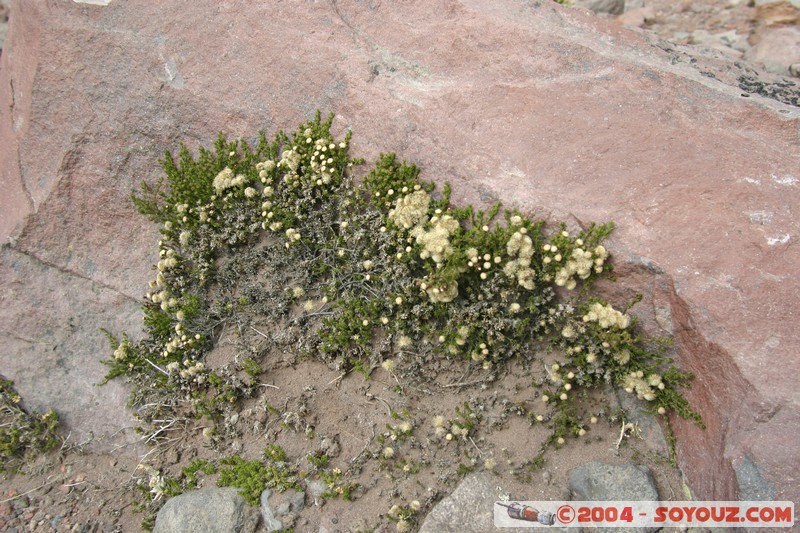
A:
745,26,800,76
0,0,798,504
616,6,656,28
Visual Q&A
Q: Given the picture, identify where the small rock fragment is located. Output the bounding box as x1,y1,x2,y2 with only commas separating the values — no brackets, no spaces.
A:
260,489,283,533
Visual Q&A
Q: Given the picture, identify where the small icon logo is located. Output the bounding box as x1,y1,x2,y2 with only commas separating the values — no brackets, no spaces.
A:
557,504,576,524
496,502,556,525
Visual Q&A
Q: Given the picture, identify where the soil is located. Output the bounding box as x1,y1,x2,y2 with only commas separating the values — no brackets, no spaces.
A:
0,334,682,532
0,1,794,532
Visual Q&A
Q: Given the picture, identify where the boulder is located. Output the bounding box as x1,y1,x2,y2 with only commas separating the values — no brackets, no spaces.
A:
568,462,659,501
616,6,656,28
153,488,259,533
259,489,282,533
568,462,659,533
574,0,626,15
0,1,9,54
744,26,800,76
420,473,541,533
0,0,798,508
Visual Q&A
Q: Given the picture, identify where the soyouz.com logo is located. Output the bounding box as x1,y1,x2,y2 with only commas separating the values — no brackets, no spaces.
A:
493,501,795,528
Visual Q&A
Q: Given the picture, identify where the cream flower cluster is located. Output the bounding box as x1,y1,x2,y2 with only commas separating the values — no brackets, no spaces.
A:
161,323,201,358
113,340,130,361
411,214,459,264
260,195,283,232
256,159,276,182
212,167,247,194
156,248,179,272
553,244,609,290
150,289,177,312
546,362,564,386
504,229,536,290
614,348,631,365
306,137,340,185
583,302,630,329
388,502,419,533
279,148,301,172
432,415,447,437
454,325,469,346
423,280,458,303
138,464,167,500
174,202,190,224
285,228,301,242
388,190,430,230
623,370,664,401
167,360,206,383
149,248,181,311
384,420,413,445
466,248,502,280
470,342,491,363
449,422,470,440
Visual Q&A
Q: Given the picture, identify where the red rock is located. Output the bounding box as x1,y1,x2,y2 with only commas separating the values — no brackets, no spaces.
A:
616,6,656,28
0,0,798,507
744,26,800,76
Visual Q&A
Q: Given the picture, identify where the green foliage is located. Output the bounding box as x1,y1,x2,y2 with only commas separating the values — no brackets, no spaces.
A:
656,367,704,427
307,451,330,470
218,446,300,505
318,466,360,501
0,378,60,472
182,458,216,489
104,112,701,488
132,459,217,531
387,501,420,531
241,357,262,378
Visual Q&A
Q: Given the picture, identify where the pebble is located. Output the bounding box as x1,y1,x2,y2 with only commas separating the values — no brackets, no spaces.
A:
51,514,64,529
260,489,283,532
307,479,328,506
13,496,29,509
319,436,340,458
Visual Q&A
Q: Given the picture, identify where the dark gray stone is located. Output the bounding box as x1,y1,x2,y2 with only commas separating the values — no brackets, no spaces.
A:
259,489,282,533
615,389,670,458
420,473,554,533
261,487,304,532
569,462,659,533
153,488,259,533
569,462,659,501
733,455,775,501
306,479,328,507
319,436,340,458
